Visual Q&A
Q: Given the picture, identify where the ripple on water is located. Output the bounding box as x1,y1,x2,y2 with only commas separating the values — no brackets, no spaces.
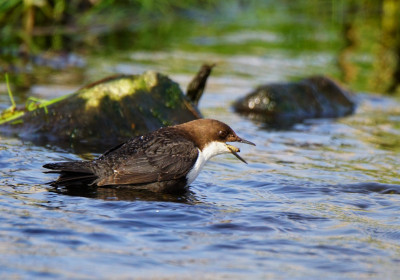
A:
1,92,400,278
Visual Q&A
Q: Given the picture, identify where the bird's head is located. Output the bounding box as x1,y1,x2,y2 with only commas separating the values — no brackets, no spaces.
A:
177,119,256,163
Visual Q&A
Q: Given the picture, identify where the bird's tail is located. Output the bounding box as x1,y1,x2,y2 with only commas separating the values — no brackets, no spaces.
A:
43,161,98,187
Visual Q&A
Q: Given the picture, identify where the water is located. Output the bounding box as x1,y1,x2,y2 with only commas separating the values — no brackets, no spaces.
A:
1,71,400,278
1,2,400,279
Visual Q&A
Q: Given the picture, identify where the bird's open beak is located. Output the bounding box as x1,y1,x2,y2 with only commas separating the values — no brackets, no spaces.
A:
226,144,247,164
226,136,256,164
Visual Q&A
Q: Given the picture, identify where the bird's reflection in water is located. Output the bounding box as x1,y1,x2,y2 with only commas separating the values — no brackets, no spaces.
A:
51,185,198,203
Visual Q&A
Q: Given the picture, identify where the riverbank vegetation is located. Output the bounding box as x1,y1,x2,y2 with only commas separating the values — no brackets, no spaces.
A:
0,0,399,95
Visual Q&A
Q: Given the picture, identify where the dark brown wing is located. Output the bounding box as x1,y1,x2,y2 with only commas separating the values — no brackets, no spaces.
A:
95,130,199,186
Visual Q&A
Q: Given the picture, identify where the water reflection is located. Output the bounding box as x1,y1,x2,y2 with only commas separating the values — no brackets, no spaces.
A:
51,185,198,203
1,1,400,99
1,90,400,278
1,2,400,278
337,182,400,195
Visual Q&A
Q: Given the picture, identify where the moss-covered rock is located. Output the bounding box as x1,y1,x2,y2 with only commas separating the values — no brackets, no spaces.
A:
233,76,356,127
0,71,202,148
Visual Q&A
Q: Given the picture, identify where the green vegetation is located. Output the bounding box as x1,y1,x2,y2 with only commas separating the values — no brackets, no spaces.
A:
0,73,57,124
0,0,216,52
1,73,23,124
0,0,399,95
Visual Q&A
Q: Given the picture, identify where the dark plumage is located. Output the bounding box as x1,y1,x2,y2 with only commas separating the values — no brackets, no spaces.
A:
44,119,255,193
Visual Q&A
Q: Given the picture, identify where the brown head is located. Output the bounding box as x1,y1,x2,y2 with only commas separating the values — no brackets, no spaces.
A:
175,119,255,163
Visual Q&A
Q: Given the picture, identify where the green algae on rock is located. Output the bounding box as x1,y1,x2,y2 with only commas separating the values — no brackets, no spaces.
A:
233,76,356,127
0,71,202,148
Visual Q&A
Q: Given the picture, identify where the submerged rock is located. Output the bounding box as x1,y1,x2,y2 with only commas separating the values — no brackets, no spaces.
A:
233,76,356,127
0,70,204,149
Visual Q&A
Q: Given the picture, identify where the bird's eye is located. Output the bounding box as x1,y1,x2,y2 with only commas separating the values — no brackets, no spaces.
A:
218,130,228,139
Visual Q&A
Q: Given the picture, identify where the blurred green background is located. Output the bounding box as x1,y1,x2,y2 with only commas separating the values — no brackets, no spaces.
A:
0,0,399,98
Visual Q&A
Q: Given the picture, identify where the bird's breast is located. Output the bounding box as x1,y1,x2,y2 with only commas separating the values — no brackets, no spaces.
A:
186,148,206,185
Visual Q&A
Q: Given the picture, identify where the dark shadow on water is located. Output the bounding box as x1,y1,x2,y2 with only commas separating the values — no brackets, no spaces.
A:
337,182,400,195
234,114,299,131
240,114,353,132
257,181,400,197
314,182,400,195
49,185,199,203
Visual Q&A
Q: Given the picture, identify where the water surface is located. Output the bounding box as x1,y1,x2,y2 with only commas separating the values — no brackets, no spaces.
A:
1,77,400,279
1,2,400,279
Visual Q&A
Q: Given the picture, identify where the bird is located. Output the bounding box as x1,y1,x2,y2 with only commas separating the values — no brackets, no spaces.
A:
43,119,255,193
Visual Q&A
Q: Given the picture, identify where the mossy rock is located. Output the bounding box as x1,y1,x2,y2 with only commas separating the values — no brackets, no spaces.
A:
0,71,202,149
233,76,356,127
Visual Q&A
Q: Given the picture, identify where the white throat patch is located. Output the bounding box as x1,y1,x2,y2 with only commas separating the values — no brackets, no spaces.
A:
186,141,230,186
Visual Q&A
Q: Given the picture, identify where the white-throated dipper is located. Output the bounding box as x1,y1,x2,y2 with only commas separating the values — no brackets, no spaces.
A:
43,119,255,193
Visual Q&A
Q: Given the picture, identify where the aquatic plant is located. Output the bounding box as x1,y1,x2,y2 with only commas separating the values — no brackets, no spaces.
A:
0,73,64,125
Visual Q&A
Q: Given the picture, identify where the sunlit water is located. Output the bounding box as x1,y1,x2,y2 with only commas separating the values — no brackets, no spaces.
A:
2,81,400,279
1,46,400,279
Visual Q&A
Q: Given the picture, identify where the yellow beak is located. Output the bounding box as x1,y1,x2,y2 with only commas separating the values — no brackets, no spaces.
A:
226,144,248,164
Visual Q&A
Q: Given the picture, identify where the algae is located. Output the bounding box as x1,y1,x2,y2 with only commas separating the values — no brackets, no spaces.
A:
0,71,202,150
